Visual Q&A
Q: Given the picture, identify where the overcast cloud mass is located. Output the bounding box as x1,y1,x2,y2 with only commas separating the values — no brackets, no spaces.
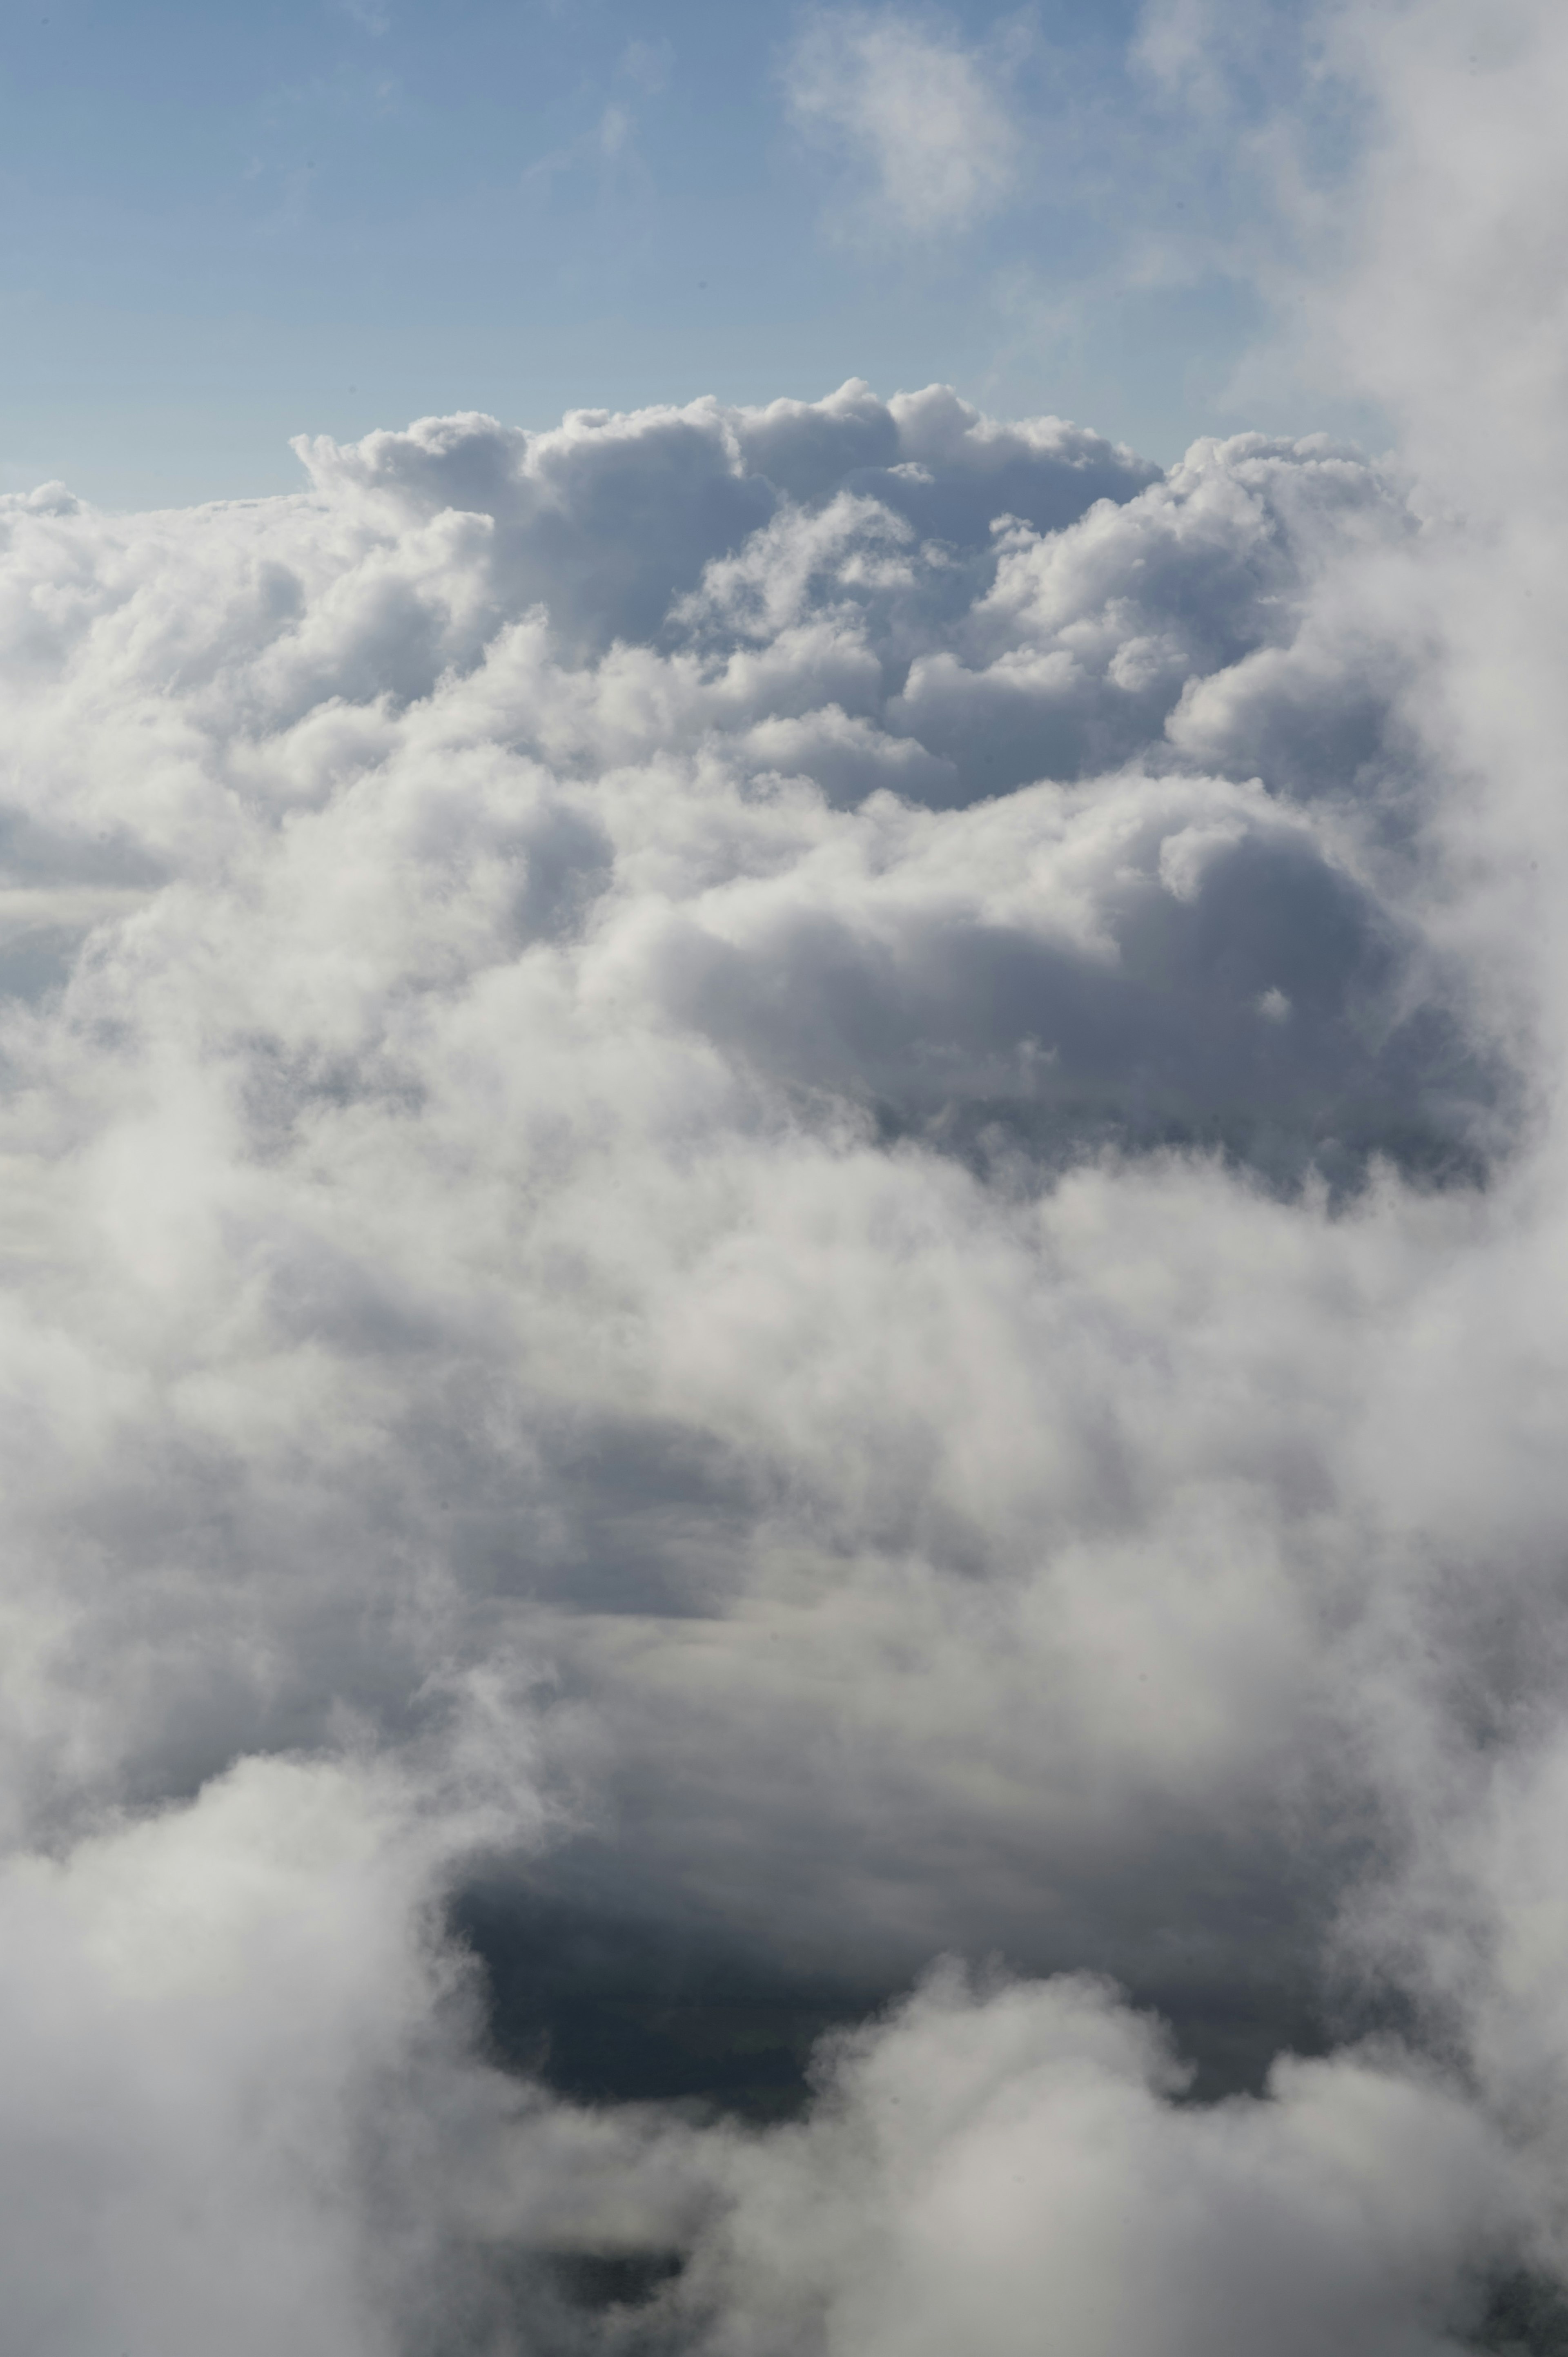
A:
6,1,1568,2350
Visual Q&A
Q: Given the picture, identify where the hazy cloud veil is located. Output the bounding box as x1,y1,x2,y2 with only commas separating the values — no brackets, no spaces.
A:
5,3,1568,2351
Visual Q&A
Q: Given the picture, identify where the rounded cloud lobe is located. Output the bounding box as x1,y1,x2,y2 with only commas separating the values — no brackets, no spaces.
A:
9,22,1568,2331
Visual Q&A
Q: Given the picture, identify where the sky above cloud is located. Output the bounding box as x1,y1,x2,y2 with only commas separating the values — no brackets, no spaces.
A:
1,0,1380,507
6,0,1568,2352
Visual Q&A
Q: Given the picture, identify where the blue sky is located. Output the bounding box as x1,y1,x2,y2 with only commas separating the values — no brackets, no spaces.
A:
1,0,1373,506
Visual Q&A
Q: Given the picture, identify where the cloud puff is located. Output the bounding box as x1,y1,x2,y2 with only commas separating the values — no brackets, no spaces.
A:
785,9,1021,237
665,1967,1521,2357
0,1754,484,2357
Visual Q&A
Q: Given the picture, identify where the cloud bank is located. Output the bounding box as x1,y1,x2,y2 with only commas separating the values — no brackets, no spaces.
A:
7,3,1568,2348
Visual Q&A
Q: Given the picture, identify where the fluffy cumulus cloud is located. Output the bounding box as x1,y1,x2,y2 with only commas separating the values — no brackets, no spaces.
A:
663,1969,1523,2357
8,6,1568,2346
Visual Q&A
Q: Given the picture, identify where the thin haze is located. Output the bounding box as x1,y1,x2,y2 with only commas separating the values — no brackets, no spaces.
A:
3,2,1568,2354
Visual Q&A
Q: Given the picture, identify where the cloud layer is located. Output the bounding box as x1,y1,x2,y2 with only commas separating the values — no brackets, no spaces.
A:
7,5,1568,2337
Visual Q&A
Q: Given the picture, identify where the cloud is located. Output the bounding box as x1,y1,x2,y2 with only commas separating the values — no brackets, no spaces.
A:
785,8,1021,237
0,1753,492,2357
665,1967,1522,2357
9,8,1568,2328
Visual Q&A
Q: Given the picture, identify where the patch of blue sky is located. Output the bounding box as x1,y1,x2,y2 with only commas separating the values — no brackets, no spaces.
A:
0,0,1385,506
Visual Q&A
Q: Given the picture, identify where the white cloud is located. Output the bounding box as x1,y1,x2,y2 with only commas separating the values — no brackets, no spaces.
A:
667,1967,1521,2357
9,6,1568,2317
786,8,1021,237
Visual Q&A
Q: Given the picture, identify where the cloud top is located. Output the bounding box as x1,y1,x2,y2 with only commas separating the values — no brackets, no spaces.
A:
0,326,1561,2348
